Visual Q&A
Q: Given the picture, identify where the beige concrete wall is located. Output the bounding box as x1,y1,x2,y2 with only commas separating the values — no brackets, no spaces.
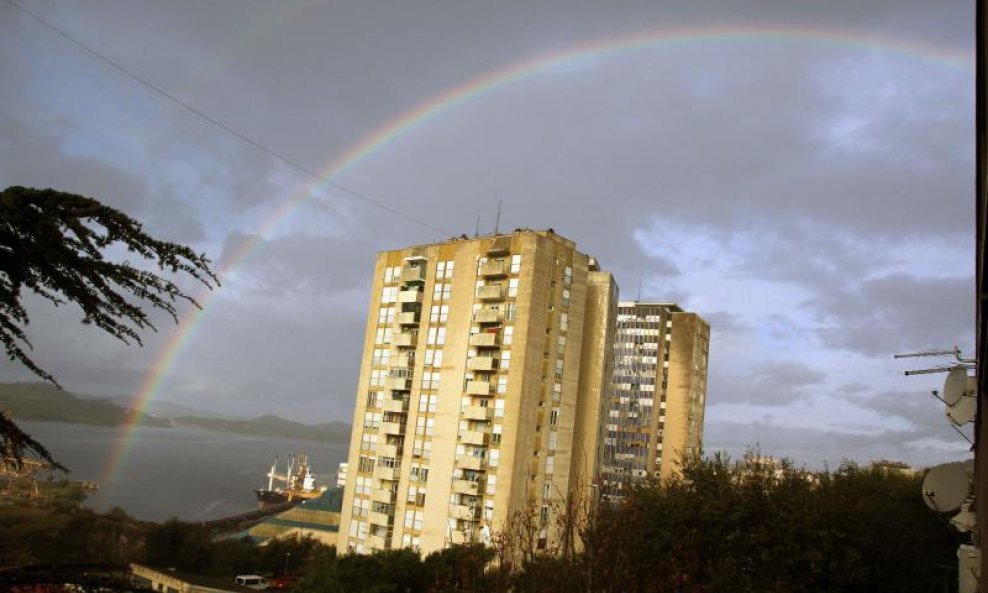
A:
658,313,710,481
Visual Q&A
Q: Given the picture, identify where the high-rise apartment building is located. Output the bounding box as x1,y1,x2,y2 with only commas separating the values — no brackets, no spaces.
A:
600,302,709,501
338,230,617,555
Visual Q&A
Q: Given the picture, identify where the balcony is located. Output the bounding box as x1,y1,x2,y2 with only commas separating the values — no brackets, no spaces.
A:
369,511,392,527
455,456,484,471
372,488,395,504
479,261,507,277
469,333,499,348
466,381,493,396
476,285,504,301
452,479,482,496
367,534,388,550
398,289,423,304
377,443,400,458
473,309,502,324
486,238,510,255
391,354,414,369
450,530,473,545
397,311,419,326
400,266,425,283
380,422,405,436
393,331,418,348
389,377,411,391
449,504,481,521
381,398,407,414
374,465,399,481
467,356,497,371
459,430,488,446
462,405,491,421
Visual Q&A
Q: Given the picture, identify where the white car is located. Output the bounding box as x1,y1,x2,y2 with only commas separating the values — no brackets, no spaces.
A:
235,575,270,590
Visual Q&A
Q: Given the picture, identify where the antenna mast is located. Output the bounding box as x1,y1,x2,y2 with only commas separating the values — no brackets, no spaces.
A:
475,214,480,238
494,199,502,235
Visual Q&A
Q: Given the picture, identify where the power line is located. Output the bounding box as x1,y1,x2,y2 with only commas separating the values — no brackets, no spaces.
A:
4,0,451,235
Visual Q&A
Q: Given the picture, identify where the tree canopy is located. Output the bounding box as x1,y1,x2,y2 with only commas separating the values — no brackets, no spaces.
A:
0,186,217,467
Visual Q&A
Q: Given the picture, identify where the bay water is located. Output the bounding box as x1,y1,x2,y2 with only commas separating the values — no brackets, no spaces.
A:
19,421,349,522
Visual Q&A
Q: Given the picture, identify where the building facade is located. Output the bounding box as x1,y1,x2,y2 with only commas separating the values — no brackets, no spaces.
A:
337,230,617,555
600,302,709,501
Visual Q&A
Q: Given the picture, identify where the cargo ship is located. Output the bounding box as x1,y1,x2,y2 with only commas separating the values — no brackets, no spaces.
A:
255,453,326,507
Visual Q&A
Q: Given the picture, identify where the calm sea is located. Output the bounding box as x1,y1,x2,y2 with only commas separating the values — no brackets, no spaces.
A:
19,421,350,522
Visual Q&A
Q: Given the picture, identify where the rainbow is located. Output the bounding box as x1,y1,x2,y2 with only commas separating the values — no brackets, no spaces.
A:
100,23,973,485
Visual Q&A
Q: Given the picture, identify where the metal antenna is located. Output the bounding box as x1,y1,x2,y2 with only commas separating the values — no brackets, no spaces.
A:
494,199,502,235
475,214,480,238
637,279,642,301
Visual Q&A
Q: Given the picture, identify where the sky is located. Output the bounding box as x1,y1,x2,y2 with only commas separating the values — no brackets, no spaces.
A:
0,0,976,469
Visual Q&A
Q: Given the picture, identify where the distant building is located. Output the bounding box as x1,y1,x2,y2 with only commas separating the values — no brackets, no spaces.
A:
337,230,617,555
600,301,709,500
337,462,348,488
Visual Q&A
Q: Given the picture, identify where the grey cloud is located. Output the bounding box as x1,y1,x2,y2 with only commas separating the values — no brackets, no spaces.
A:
709,360,826,406
705,419,970,469
805,273,974,356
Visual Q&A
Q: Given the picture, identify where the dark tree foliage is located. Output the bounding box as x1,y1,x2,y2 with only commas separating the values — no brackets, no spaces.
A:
0,186,217,467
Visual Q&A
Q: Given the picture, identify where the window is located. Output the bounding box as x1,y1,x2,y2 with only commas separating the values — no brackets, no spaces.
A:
548,431,557,451
503,326,513,346
437,260,455,279
420,371,441,390
494,399,505,418
427,327,447,345
500,350,511,370
429,305,449,324
416,417,435,436
561,288,570,307
372,348,390,366
424,348,443,367
497,375,508,394
563,265,572,284
492,424,502,445
543,483,552,500
560,313,568,332
486,475,497,495
418,393,439,413
378,306,395,325
384,266,400,283
549,407,559,426
510,254,521,274
489,448,500,467
508,278,519,298
381,286,398,303
433,282,452,301
546,456,555,475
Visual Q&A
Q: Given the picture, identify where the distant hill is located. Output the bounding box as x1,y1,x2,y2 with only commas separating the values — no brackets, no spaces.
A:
0,382,352,444
171,414,351,443
0,382,169,427
97,395,237,420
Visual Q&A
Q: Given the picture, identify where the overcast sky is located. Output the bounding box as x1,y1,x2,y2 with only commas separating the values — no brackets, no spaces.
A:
0,0,976,468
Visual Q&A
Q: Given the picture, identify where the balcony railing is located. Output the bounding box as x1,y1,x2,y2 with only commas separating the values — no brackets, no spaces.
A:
380,422,405,436
466,381,493,396
476,285,504,301
389,377,411,391
393,331,418,348
479,261,507,277
377,443,400,458
452,479,482,496
367,534,388,550
461,405,491,421
374,465,399,481
381,399,407,414
449,503,481,521
469,333,499,347
398,289,423,304
455,456,484,471
372,488,395,504
472,309,502,324
400,266,425,283
369,511,392,527
458,430,488,446
397,311,419,326
467,356,497,371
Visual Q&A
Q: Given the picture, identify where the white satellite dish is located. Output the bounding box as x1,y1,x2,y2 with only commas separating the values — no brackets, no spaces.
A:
951,502,977,533
921,462,970,513
942,367,970,405
947,393,977,426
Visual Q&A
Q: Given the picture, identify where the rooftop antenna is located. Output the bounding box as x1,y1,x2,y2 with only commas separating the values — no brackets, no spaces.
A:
494,199,502,235
475,214,480,238
637,279,642,301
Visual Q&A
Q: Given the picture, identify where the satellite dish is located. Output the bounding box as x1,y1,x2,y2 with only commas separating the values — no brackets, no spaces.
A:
942,367,970,405
921,462,970,513
947,393,977,426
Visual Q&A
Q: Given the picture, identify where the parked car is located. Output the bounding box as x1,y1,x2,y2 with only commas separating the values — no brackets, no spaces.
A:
235,575,270,590
271,575,299,590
